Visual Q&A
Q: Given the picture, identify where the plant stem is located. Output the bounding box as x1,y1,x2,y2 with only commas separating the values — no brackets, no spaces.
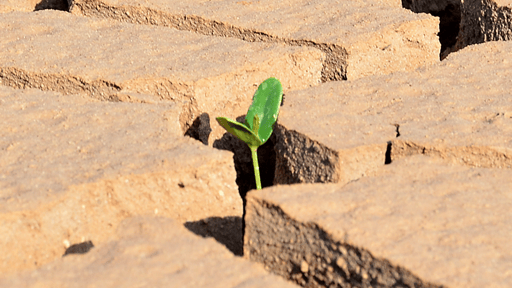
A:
250,145,262,190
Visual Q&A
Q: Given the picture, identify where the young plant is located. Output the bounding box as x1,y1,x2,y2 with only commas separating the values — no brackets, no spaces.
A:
216,77,283,190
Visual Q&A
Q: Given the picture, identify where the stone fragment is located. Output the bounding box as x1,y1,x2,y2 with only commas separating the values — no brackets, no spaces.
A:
0,86,241,275
457,0,512,48
68,0,440,80
245,155,512,288
0,10,324,143
0,217,300,288
274,40,512,186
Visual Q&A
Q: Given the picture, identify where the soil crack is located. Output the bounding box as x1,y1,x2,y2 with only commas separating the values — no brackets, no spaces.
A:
70,0,347,81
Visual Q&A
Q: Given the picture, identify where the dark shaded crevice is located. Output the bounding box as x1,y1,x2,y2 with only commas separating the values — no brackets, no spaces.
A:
385,142,393,165
185,113,278,252
63,241,94,256
212,115,278,247
433,4,462,59
184,216,243,256
213,115,277,202
34,0,69,11
401,0,413,8
184,113,212,145
402,1,461,60
385,125,400,165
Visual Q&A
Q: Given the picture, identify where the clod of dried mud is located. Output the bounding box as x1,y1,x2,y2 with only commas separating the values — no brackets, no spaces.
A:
246,155,512,288
274,40,512,186
0,86,241,275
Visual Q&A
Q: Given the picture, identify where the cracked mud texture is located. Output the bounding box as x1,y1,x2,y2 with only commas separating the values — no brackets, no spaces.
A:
0,86,241,275
0,10,324,143
0,0,511,287
68,0,441,81
0,217,300,288
274,40,512,186
246,155,512,288
457,0,512,48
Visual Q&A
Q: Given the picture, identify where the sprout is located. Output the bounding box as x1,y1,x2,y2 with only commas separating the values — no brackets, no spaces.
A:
216,78,283,190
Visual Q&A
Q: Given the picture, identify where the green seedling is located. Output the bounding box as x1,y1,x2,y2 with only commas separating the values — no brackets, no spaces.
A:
216,78,283,190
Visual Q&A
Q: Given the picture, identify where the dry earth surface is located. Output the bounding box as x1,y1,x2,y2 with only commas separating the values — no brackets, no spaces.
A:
0,217,300,288
246,155,512,288
0,85,243,274
0,0,511,287
67,0,440,80
273,40,512,186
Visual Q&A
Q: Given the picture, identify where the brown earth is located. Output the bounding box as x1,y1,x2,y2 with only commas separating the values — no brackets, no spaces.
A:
273,40,512,186
0,217,300,287
0,85,242,275
0,0,511,287
246,155,512,288
67,0,440,80
0,10,324,143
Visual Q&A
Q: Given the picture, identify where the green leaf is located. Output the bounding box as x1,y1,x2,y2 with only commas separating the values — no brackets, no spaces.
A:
245,78,283,144
216,117,262,147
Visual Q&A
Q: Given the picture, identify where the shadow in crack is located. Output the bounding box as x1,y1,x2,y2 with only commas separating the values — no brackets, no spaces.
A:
186,113,277,200
184,113,212,145
431,3,461,59
63,240,94,256
402,0,461,59
213,115,277,203
184,216,243,256
213,126,277,243
187,114,277,250
34,0,69,11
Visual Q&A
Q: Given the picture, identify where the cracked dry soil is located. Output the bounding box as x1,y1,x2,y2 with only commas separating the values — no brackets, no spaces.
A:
1,0,512,287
